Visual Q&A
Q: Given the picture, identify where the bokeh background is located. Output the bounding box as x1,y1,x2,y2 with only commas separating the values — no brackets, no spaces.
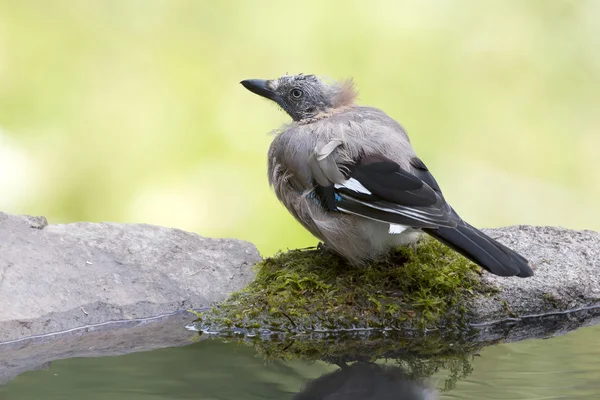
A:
1,0,599,258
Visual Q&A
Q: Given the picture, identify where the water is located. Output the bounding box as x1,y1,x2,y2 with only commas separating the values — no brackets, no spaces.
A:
1,324,599,399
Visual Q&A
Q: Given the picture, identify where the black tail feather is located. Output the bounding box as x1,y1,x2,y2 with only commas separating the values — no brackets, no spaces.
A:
423,222,533,278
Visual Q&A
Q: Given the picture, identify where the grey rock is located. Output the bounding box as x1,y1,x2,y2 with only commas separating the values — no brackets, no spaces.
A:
475,225,600,326
0,211,260,343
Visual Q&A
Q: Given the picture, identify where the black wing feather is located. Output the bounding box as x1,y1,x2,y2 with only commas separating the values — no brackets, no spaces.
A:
409,157,443,195
313,184,337,211
351,163,438,206
331,155,457,228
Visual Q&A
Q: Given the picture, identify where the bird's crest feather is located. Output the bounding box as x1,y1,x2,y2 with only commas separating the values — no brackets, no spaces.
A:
334,78,358,107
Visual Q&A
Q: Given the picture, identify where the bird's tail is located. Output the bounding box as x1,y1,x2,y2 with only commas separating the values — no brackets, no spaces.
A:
423,222,533,277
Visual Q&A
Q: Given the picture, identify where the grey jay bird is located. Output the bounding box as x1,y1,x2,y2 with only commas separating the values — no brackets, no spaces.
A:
241,74,533,278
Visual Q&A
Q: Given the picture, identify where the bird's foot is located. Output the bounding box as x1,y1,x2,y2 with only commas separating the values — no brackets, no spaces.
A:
316,242,339,257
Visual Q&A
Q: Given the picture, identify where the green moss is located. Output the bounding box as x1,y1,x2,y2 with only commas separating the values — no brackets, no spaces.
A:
196,237,493,335
191,238,501,390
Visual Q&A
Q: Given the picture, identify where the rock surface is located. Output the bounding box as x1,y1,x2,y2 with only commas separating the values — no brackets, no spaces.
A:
0,211,260,343
476,226,600,326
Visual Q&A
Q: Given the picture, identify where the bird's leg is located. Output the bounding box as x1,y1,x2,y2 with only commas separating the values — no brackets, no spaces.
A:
317,242,341,258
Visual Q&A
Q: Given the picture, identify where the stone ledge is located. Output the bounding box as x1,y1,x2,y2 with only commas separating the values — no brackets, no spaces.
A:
0,211,260,343
476,225,600,325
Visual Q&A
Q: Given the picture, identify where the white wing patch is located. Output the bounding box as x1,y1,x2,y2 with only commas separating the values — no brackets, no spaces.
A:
334,178,372,195
388,224,409,234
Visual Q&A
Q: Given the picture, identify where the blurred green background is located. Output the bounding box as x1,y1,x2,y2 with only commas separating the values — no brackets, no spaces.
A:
1,0,599,258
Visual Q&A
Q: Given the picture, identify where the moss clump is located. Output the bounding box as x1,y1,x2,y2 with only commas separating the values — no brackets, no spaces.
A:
196,237,493,335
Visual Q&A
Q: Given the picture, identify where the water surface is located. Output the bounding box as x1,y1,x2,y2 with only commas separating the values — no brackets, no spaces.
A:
2,324,599,399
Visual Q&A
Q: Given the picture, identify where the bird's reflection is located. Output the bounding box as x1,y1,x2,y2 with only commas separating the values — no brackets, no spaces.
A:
294,362,437,400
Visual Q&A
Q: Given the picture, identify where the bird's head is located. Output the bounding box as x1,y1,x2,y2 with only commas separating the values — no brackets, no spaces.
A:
240,74,357,122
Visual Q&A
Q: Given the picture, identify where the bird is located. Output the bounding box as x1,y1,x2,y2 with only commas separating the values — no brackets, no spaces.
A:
240,74,533,278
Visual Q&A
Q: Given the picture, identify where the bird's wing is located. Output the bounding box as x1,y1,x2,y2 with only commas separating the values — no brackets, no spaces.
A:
308,144,457,229
307,141,533,277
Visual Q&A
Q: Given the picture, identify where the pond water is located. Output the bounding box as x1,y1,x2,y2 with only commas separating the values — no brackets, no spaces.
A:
1,324,599,399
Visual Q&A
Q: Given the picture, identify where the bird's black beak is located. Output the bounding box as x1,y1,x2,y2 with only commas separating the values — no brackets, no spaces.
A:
240,79,276,100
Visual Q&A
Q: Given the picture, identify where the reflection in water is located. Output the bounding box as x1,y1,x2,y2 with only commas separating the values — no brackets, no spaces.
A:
295,362,437,399
234,330,485,392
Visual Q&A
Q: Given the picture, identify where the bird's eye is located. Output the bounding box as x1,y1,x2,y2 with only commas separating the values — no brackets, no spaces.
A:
291,89,303,99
